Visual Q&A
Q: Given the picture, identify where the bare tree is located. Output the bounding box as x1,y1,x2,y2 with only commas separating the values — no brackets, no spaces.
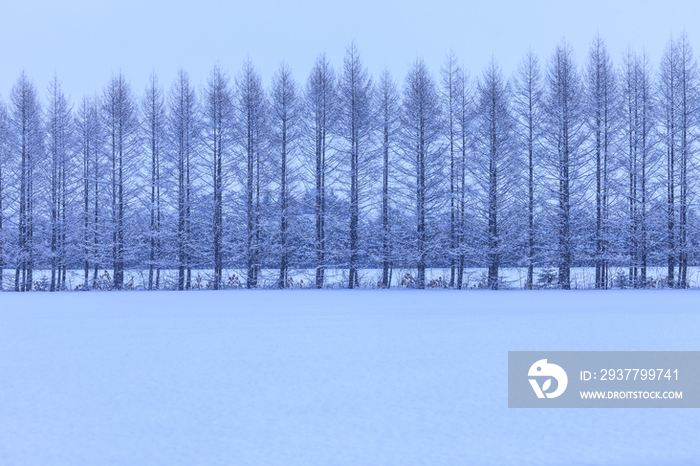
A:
399,59,444,289
513,50,544,289
658,38,681,287
270,63,302,288
441,51,461,287
0,98,8,290
337,43,374,288
235,61,268,289
305,54,337,288
377,70,400,288
675,34,698,288
620,50,658,287
586,37,616,289
103,73,139,290
543,43,587,289
142,73,166,290
203,65,233,290
472,59,517,289
169,70,200,290
10,73,43,292
46,76,73,291
454,65,473,289
76,95,103,288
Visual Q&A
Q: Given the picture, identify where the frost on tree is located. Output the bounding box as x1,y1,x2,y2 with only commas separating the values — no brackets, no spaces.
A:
10,73,42,292
235,62,267,289
203,66,232,290
270,63,302,288
305,54,336,289
337,43,374,289
168,70,200,291
399,59,444,289
585,37,615,290
513,51,543,290
472,60,517,290
0,37,698,291
543,43,586,290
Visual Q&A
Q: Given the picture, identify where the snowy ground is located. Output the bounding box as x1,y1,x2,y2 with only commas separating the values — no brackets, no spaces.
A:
5,265,700,290
0,290,699,465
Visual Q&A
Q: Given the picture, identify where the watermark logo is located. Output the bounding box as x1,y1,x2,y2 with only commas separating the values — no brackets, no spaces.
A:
510,351,700,408
528,359,568,399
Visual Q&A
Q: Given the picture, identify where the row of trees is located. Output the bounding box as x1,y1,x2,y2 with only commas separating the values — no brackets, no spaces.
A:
0,37,699,291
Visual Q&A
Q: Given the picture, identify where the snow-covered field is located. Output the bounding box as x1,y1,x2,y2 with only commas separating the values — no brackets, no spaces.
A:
5,266,700,290
1,290,698,465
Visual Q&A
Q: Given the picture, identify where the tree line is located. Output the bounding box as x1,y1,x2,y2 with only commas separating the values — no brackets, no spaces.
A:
0,36,698,291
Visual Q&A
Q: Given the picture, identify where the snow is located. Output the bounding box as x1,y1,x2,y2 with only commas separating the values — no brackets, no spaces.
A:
8,266,700,290
0,290,698,465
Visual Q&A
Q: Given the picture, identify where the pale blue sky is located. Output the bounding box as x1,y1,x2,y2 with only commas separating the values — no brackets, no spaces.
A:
1,0,698,100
